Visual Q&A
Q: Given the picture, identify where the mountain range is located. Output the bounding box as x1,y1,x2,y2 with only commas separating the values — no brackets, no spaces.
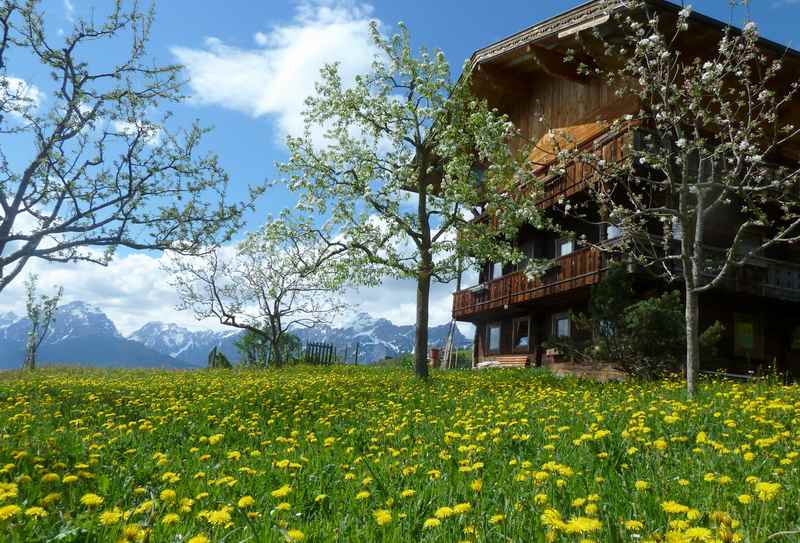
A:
0,301,471,369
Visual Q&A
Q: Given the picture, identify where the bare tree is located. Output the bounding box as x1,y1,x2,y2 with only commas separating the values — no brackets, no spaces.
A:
166,218,350,367
23,273,62,370
550,2,800,397
0,1,252,293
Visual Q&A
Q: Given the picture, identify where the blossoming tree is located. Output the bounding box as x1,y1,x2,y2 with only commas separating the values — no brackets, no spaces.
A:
559,2,800,396
281,23,542,378
0,1,251,293
166,217,350,367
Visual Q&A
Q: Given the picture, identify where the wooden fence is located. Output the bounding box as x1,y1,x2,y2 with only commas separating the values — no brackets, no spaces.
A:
303,342,363,365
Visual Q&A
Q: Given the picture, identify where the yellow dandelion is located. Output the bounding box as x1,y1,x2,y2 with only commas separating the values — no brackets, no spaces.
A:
24,506,48,519
286,529,305,541
80,493,104,507
238,495,255,508
161,513,180,525
373,509,392,525
271,484,292,499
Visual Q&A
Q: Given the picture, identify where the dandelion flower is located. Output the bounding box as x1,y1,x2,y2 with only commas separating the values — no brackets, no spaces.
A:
206,508,232,525
80,493,104,507
271,484,292,499
564,516,602,534
435,506,454,519
24,506,47,519
99,508,123,525
238,496,255,508
161,513,180,525
286,529,305,541
0,504,21,520
373,509,392,526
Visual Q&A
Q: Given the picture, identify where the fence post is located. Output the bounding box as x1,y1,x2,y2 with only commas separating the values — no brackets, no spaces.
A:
354,343,359,365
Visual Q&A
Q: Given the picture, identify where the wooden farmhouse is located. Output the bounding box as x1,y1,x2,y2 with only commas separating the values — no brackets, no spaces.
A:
451,0,800,378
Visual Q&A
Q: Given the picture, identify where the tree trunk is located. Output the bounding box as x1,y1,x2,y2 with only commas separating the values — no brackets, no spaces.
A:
23,348,35,371
685,286,700,399
271,340,283,368
414,271,431,379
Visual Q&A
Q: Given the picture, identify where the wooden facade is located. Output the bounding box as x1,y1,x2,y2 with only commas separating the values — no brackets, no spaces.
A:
452,0,800,378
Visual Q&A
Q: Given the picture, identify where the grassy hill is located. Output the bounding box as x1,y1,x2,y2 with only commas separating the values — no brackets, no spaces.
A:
0,366,797,541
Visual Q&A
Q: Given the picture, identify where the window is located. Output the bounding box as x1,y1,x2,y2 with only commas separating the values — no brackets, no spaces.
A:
735,230,763,259
734,314,755,356
517,241,537,271
556,239,574,258
671,219,683,241
553,312,571,338
487,323,501,353
470,167,485,188
490,262,503,280
791,325,800,351
606,224,622,240
513,317,531,352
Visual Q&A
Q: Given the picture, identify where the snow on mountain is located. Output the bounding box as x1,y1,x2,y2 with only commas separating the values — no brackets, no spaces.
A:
127,312,471,365
0,311,20,328
0,301,472,368
0,302,189,370
128,322,240,363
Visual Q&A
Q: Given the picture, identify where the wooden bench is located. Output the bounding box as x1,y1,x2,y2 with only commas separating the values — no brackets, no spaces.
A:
475,355,530,369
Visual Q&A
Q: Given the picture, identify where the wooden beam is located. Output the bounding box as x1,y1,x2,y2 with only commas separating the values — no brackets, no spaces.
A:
528,45,592,84
471,63,532,102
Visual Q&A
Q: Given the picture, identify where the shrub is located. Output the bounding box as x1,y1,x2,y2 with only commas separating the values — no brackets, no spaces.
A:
548,265,722,379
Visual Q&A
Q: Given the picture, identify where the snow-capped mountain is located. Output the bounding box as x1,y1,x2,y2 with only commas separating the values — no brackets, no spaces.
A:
0,311,20,328
128,322,241,363
127,312,470,365
0,303,471,369
0,302,187,369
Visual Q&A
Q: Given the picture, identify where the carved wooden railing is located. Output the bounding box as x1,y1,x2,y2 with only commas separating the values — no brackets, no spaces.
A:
700,247,800,302
535,128,631,209
453,247,606,319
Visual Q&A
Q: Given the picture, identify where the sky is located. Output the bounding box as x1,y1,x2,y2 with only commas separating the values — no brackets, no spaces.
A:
1,0,800,335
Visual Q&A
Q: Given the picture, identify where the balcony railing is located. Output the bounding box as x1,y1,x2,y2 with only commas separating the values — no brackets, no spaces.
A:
701,247,800,302
536,128,631,209
453,246,606,319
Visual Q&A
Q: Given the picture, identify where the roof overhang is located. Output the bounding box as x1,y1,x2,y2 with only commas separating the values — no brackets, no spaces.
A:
468,0,800,71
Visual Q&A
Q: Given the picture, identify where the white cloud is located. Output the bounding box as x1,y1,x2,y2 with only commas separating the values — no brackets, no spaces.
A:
350,266,479,335
1,76,44,116
0,248,478,340
111,120,163,146
0,251,225,336
171,1,380,142
63,0,75,21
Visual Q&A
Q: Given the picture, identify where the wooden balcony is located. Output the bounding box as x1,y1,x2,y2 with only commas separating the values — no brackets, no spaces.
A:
453,247,605,320
701,248,800,302
535,127,631,209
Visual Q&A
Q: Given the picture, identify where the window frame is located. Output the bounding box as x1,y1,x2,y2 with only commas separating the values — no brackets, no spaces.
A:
552,312,571,338
734,313,757,357
486,322,502,354
556,238,574,258
512,316,532,353
490,262,503,280
606,224,622,240
791,324,800,351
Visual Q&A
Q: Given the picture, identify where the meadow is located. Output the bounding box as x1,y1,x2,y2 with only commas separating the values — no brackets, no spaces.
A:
0,367,798,542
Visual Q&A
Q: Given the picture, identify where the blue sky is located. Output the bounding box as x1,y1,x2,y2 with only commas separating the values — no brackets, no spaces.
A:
2,0,799,334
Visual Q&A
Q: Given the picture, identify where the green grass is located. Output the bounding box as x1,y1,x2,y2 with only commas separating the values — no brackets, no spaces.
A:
0,366,798,542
